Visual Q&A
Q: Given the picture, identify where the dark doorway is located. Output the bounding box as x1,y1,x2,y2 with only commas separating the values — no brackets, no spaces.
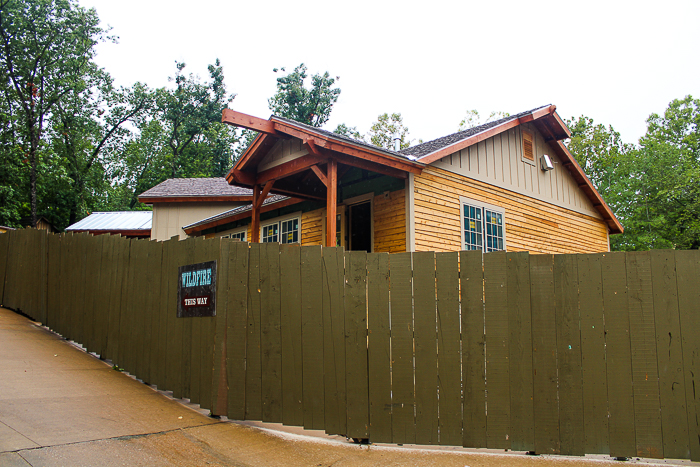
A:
349,201,372,252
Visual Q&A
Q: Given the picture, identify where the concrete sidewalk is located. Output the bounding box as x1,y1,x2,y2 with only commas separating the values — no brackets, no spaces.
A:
0,307,694,467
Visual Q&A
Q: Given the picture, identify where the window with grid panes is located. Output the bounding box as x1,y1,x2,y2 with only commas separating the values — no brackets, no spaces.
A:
261,215,300,245
261,223,278,243
462,202,504,252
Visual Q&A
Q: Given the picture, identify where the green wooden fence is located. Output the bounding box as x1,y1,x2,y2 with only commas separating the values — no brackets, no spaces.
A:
1,228,699,460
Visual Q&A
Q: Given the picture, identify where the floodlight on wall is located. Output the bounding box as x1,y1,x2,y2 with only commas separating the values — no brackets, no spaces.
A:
541,154,555,172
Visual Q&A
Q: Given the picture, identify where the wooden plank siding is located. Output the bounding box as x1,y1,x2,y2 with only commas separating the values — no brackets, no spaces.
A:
373,189,406,253
301,208,324,246
413,166,610,254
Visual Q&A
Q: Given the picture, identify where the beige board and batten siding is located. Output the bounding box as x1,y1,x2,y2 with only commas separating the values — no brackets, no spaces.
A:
430,122,599,219
414,166,610,254
152,202,246,241
257,138,307,172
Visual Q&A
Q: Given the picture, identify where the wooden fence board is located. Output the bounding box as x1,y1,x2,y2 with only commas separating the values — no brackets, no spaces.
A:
345,251,369,439
554,254,584,456
651,250,690,460
413,251,438,445
108,235,128,364
227,241,250,420
675,250,700,461
626,251,663,458
167,237,187,399
3,230,20,312
322,247,346,436
602,251,636,458
84,234,102,355
280,244,303,426
45,233,61,331
93,235,109,358
198,238,218,411
182,238,198,400
188,238,204,404
0,229,9,304
461,249,487,449
260,242,281,422
244,242,262,419
153,237,172,390
578,253,609,454
74,233,89,348
530,253,560,455
133,239,149,380
301,246,324,429
367,252,391,443
507,251,535,452
212,239,229,416
484,251,510,450
390,252,415,445
37,229,48,324
436,252,461,446
141,240,160,385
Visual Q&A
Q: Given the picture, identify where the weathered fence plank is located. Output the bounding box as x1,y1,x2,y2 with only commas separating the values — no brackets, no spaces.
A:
461,249,487,449
245,241,262,419
602,251,636,458
389,252,415,445
167,237,187,399
675,250,700,461
322,246,346,436
367,252,391,443
651,250,689,460
484,251,510,450
554,254,584,456
280,243,303,426
198,238,218,411
626,251,663,458
530,253,560,455
227,241,250,420
0,230,9,304
45,232,61,332
436,252,461,446
578,253,609,454
414,251,438,445
260,242,282,422
345,250,369,439
507,251,534,452
301,246,324,429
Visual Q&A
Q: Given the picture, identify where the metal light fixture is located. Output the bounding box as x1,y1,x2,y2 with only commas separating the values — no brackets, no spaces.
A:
541,154,554,172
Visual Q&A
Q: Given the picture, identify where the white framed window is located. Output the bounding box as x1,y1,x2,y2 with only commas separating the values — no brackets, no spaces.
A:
460,197,505,252
261,212,301,245
222,229,246,241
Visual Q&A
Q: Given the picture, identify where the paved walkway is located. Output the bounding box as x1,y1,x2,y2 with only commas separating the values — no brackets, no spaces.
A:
0,307,695,467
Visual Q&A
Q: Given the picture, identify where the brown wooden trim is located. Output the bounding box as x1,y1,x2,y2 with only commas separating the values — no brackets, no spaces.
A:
418,105,559,165
184,197,303,235
303,137,322,157
551,140,623,234
256,153,327,185
138,195,253,204
272,119,423,174
310,165,328,187
226,169,257,186
418,118,522,165
268,186,326,201
227,133,271,177
331,152,409,179
550,111,571,139
222,109,277,135
326,159,337,246
251,184,261,242
257,181,275,209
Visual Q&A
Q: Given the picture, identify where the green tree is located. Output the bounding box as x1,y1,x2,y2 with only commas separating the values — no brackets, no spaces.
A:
154,60,237,179
368,113,411,150
635,95,700,249
333,123,364,141
268,64,341,127
458,109,510,131
0,0,109,227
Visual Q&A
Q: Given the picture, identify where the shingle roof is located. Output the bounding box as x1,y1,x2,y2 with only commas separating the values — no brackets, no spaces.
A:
139,178,253,199
272,116,419,161
182,195,291,231
66,211,152,231
399,105,551,159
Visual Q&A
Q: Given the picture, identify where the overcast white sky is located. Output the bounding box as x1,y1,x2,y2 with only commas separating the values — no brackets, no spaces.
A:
79,0,699,146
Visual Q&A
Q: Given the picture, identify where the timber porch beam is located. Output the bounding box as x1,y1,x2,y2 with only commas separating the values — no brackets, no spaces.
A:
222,109,277,135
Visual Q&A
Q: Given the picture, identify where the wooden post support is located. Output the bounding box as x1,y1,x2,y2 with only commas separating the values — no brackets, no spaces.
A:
251,184,261,243
326,160,337,247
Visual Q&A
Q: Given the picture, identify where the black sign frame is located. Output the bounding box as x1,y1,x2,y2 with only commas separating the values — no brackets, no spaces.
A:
177,260,217,318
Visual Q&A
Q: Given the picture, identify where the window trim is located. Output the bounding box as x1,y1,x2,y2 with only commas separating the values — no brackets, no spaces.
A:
260,211,302,245
459,196,506,252
221,227,247,241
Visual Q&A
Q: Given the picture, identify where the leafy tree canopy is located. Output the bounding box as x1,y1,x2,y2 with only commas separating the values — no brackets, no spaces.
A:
268,64,340,127
458,109,509,131
368,113,412,151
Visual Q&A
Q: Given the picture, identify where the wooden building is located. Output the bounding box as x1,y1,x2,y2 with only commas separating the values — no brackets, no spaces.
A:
183,105,622,254
139,178,256,240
